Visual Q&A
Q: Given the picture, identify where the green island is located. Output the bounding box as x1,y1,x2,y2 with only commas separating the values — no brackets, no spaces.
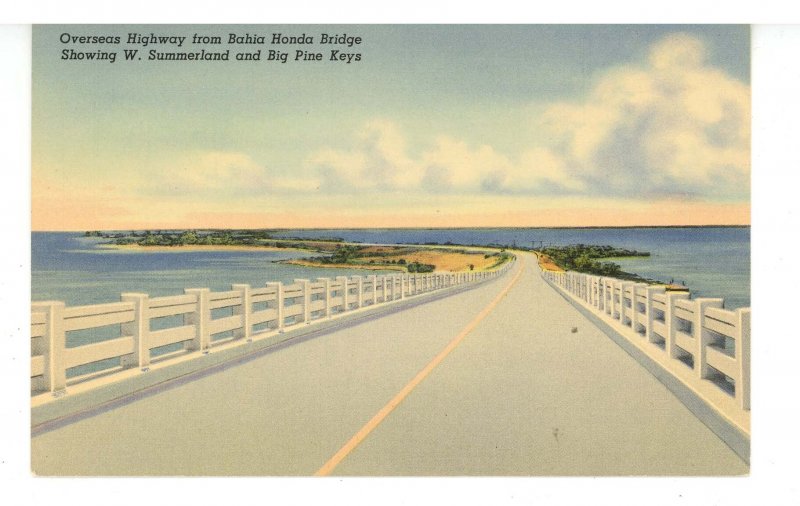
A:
84,230,513,274
534,244,656,283
85,229,343,251
294,243,514,273
85,230,661,282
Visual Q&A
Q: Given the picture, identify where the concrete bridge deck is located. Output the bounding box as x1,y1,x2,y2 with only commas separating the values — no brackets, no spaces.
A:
31,253,747,475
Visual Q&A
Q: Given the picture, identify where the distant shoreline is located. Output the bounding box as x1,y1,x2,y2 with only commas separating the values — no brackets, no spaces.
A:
32,225,750,234
102,244,310,253
281,259,406,271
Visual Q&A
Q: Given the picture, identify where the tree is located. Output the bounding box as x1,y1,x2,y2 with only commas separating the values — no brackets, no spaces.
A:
179,230,199,245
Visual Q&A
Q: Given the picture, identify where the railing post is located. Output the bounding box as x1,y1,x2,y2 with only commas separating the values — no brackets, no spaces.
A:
382,275,388,302
595,277,601,307
585,275,592,305
184,288,211,352
120,293,150,369
609,281,618,319
597,278,605,312
355,276,363,308
231,284,252,340
367,275,377,305
32,301,66,393
630,283,642,333
693,298,724,379
266,281,284,332
295,279,311,322
736,308,751,410
619,282,633,325
644,286,665,343
337,276,349,310
665,291,689,360
400,274,406,299
317,278,331,318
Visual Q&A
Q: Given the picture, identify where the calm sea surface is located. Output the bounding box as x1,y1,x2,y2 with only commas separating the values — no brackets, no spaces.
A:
272,227,751,309
32,227,750,310
31,233,393,307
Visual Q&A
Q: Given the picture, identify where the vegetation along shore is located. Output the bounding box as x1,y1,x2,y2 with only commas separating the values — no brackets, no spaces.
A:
85,230,675,286
85,229,512,273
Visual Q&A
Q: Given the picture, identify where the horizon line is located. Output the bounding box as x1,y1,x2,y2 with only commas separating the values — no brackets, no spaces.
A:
32,224,752,233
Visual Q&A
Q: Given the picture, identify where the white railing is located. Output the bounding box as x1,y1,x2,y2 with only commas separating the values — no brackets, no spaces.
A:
31,263,513,396
541,268,750,433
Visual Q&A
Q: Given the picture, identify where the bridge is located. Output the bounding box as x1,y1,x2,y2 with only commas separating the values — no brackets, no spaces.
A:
30,252,749,475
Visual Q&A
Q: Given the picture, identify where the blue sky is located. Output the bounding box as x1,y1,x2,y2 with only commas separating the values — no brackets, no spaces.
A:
32,24,750,229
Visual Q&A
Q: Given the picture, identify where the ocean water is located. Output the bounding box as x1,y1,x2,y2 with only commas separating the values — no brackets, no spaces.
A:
30,228,749,378
32,227,750,310
31,233,393,307
273,227,751,309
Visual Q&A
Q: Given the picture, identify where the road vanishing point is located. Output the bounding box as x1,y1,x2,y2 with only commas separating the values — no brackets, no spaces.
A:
31,252,747,476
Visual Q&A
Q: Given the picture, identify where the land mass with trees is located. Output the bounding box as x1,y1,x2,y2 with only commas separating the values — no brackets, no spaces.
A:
86,230,661,281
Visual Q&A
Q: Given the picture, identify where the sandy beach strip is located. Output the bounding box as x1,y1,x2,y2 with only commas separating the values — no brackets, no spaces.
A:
102,244,312,253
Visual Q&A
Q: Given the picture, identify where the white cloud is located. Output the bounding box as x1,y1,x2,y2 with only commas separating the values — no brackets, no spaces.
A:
539,32,750,199
143,151,269,195
308,120,422,191
305,33,749,201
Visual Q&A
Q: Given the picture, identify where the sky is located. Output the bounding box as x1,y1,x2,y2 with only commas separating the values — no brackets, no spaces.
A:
31,24,751,230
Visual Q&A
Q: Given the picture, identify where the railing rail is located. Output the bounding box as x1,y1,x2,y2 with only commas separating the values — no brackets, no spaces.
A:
31,262,513,396
541,267,751,432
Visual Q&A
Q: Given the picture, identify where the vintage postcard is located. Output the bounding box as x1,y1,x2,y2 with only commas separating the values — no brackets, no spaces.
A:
29,24,751,478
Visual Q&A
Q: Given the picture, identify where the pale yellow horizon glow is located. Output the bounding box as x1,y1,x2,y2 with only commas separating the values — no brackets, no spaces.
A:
31,186,750,231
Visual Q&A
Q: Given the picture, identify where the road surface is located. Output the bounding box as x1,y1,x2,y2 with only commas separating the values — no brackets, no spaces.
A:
31,253,747,475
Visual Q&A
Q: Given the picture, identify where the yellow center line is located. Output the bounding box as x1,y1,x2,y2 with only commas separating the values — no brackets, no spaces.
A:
314,254,527,476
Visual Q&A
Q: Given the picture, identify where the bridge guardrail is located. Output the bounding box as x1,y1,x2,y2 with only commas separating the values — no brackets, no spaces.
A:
31,262,513,396
542,267,750,434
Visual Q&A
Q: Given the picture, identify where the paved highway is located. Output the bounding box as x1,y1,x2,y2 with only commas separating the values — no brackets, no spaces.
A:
31,253,747,475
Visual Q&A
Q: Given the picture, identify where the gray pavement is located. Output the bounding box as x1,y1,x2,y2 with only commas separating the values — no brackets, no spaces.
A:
31,253,747,475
